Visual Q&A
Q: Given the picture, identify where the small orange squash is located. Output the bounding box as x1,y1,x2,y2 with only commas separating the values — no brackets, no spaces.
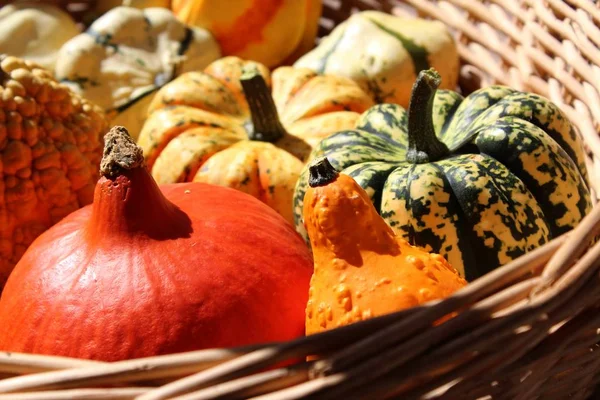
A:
303,157,467,334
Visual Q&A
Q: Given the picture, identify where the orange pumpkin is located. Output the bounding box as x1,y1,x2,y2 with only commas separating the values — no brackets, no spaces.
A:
171,0,323,67
0,126,314,361
303,157,467,334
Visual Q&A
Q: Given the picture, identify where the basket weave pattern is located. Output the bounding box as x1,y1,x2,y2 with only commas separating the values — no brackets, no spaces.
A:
1,1,600,399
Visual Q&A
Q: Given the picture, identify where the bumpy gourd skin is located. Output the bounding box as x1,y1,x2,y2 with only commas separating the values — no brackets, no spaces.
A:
304,164,466,334
0,56,107,289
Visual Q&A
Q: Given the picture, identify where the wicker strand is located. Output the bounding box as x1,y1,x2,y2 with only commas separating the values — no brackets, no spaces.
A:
0,353,101,376
0,387,151,400
169,364,310,400
127,311,410,400
0,346,264,393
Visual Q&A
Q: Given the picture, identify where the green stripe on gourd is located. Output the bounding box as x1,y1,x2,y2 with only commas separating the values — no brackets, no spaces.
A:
293,10,459,107
293,68,592,281
473,117,590,236
367,18,430,74
432,89,463,134
312,25,348,74
344,162,398,210
55,7,221,140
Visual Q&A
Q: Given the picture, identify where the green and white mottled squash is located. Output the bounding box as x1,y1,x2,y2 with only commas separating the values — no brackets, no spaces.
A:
55,6,221,139
294,11,459,107
293,69,592,281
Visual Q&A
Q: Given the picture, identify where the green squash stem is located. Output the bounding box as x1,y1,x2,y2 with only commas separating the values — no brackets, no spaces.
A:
240,65,287,143
407,69,450,163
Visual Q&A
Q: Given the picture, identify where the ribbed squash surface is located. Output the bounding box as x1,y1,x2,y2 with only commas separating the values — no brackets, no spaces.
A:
137,56,373,224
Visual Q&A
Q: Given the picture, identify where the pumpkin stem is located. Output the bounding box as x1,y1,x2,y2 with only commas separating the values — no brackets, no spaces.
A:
91,126,190,239
309,157,339,187
407,69,449,163
240,65,287,143
100,126,145,178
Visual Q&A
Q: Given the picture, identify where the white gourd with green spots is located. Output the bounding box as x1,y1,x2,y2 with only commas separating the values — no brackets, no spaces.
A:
55,6,221,139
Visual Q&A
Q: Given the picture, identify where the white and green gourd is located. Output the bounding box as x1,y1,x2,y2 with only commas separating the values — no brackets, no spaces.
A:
55,6,221,139
294,10,459,107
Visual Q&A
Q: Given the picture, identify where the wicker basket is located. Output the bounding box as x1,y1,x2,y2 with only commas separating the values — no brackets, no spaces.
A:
1,0,600,399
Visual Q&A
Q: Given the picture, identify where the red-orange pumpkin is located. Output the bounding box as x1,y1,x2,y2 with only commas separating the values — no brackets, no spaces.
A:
0,126,313,361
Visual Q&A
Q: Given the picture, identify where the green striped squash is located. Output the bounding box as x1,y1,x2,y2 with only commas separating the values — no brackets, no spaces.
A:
293,10,459,107
293,69,592,281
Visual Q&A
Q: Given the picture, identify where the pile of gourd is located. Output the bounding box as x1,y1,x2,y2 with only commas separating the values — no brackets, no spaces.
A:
0,0,591,362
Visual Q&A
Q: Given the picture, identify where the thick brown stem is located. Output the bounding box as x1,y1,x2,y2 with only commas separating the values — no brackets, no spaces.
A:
99,126,145,178
90,126,190,239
